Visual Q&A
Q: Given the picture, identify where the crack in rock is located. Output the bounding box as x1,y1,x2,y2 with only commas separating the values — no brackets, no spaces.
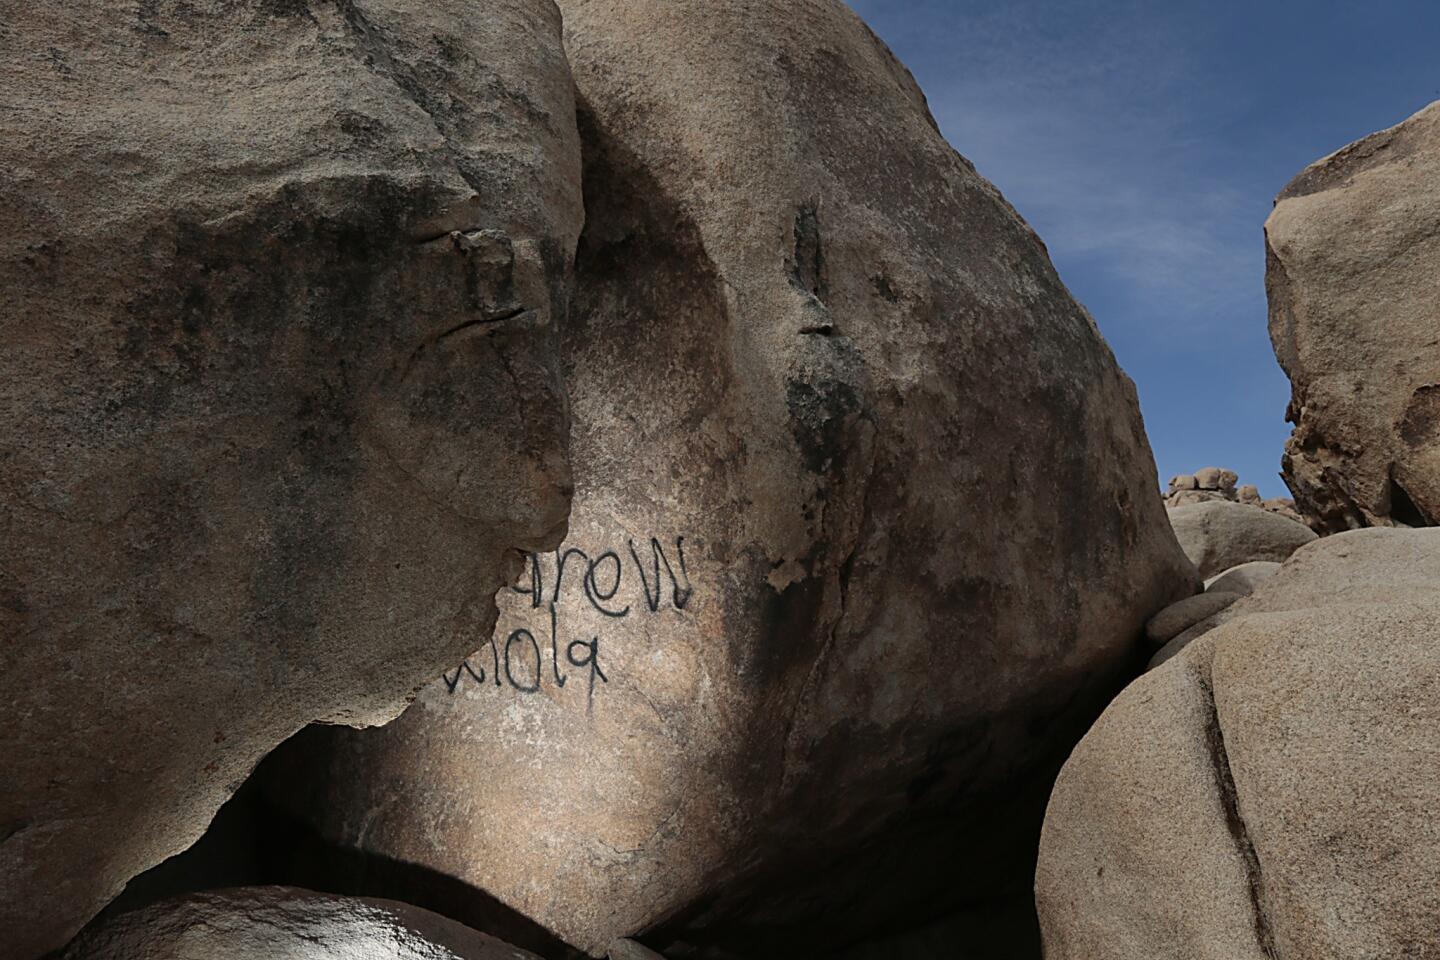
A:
1198,670,1278,960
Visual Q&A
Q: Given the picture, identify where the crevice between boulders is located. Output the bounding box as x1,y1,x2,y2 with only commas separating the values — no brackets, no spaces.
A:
1197,671,1277,960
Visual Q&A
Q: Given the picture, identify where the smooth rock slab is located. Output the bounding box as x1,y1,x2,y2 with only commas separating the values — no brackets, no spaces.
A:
1041,528,1440,958
0,2,582,955
61,887,543,960
270,0,1195,956
1145,591,1243,646
1168,500,1317,578
1204,561,1281,597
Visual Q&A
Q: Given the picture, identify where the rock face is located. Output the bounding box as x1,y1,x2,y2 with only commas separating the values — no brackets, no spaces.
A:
62,887,543,960
0,2,582,955
268,2,1196,955
1267,100,1440,533
1038,528,1440,959
1167,500,1317,578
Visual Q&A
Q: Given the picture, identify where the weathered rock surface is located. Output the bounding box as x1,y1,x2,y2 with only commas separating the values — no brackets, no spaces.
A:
62,887,543,960
267,0,1195,956
1204,560,1281,597
0,2,582,955
1267,100,1440,533
1167,500,1317,578
1040,528,1440,958
1144,591,1243,645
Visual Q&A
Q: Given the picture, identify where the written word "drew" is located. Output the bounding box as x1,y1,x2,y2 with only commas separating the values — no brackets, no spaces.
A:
443,536,693,712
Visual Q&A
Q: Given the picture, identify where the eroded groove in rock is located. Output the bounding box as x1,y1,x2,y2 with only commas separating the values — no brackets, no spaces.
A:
1197,671,1276,960
1043,529,1440,957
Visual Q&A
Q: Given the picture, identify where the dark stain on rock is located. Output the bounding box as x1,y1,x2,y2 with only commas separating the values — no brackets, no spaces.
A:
1387,473,1433,528
754,568,827,683
790,200,826,303
785,377,862,475
1398,383,1440,446
871,272,901,303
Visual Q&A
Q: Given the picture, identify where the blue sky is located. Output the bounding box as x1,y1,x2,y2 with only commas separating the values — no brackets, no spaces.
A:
849,0,1440,496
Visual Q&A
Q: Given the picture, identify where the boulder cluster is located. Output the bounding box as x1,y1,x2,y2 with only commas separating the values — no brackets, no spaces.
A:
4,2,1436,959
1165,466,1305,524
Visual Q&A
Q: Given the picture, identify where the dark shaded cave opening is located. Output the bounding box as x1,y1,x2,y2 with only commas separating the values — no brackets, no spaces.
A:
1388,474,1434,528
89,731,585,960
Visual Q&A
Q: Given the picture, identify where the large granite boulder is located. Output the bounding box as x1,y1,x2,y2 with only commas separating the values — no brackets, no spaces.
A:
1267,100,1440,532
1167,500,1317,578
1038,528,1440,958
0,2,582,956
62,887,542,960
269,0,1195,955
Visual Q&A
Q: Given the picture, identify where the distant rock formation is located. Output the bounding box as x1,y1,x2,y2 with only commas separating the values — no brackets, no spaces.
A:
262,0,1196,956
0,2,583,954
1165,466,1304,524
1038,529,1440,959
1267,101,1440,533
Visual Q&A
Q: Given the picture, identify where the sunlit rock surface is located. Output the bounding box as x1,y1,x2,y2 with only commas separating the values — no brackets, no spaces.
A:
1267,100,1440,532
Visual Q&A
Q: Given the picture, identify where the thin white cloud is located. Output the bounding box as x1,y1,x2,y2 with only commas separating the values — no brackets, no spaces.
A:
851,0,1263,346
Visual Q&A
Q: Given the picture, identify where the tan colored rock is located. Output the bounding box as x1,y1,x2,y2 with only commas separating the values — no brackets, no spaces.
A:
0,2,582,955
1145,591,1243,646
1152,529,1438,669
1204,561,1281,597
1193,466,1223,490
1170,474,1200,493
1146,611,1227,670
1168,500,1317,578
61,887,543,960
1267,100,1440,532
1189,467,1239,495
1261,497,1307,525
267,0,1196,955
1040,633,1272,960
1163,470,1293,521
1040,528,1440,958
